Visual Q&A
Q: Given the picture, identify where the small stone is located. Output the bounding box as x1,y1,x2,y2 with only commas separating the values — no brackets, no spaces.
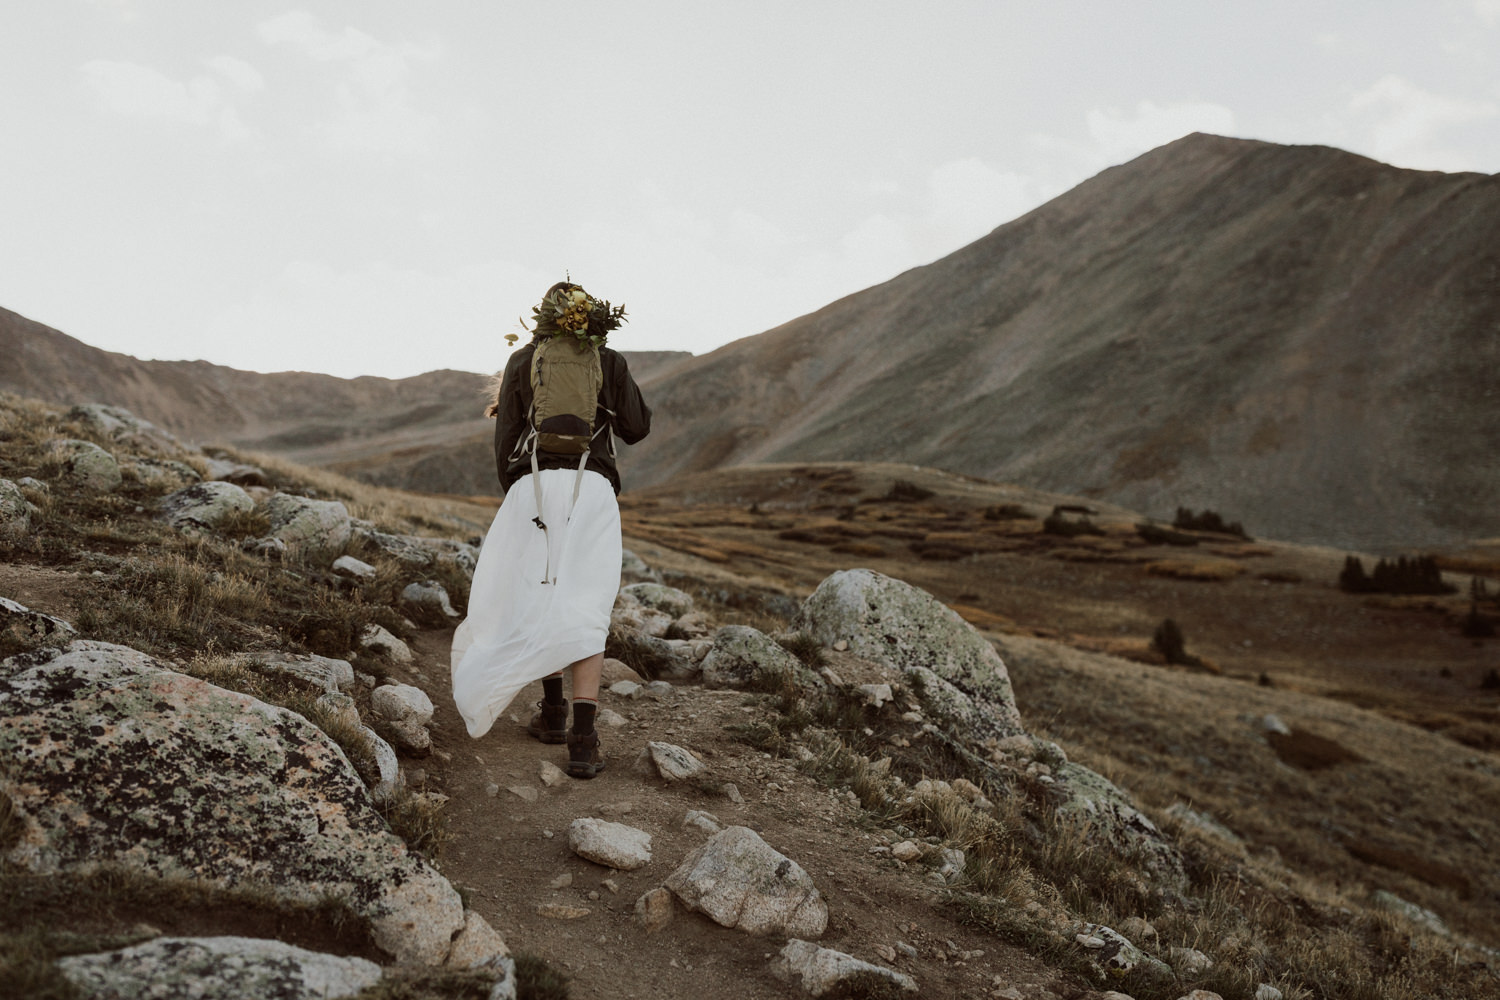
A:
598,708,627,727
832,639,849,651
372,683,434,725
539,762,567,787
1255,986,1285,1000
771,939,917,996
536,903,590,920
333,555,376,579
895,941,918,959
1076,934,1106,949
891,841,922,863
874,944,897,962
587,891,600,901
359,624,412,663
549,873,573,889
858,683,894,708
602,879,619,895
600,657,645,684
485,783,500,797
610,680,642,699
645,680,675,698
723,782,744,803
568,817,653,870
635,887,674,934
508,786,538,803
1168,947,1213,977
643,741,707,781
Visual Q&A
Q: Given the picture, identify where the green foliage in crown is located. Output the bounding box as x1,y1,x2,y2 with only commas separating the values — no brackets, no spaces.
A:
520,284,628,348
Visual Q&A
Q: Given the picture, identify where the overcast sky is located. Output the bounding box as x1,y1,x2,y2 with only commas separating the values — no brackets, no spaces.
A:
2,1,1497,379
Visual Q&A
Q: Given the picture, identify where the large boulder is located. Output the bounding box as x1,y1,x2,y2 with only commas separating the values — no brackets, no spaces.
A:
795,569,1023,741
0,642,464,965
48,438,122,492
665,826,827,938
57,936,383,1000
264,493,353,563
701,625,825,693
158,481,255,532
67,403,185,456
0,478,39,542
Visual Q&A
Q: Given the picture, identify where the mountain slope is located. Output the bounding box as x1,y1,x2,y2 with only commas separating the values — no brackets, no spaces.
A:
0,306,689,496
622,134,1500,550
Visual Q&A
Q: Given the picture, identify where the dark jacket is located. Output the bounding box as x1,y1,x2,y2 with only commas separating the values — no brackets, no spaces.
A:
493,340,652,495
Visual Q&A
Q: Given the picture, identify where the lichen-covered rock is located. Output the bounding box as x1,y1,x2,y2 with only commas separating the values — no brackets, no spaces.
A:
67,403,185,456
620,582,694,618
0,642,464,964
568,818,653,870
1074,923,1151,976
700,625,825,693
0,596,77,646
57,936,382,1000
665,826,827,938
1373,889,1449,935
402,580,460,619
264,493,352,563
794,569,1023,741
158,481,255,532
49,438,122,491
0,479,39,542
771,939,917,996
244,651,354,693
611,602,674,638
606,629,698,680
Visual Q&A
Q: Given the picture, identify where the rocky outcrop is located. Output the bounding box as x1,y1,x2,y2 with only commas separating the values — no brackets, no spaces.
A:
57,936,383,1000
48,438,122,492
795,569,1023,741
701,625,824,692
244,651,355,694
0,641,464,965
665,826,827,938
264,493,353,562
402,580,461,620
67,403,185,456
158,481,255,532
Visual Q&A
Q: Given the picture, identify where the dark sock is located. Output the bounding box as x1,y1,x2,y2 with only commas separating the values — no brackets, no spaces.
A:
572,698,597,735
542,676,565,706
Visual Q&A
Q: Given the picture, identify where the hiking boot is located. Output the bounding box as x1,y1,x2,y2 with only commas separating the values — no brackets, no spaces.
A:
566,730,606,779
527,699,569,744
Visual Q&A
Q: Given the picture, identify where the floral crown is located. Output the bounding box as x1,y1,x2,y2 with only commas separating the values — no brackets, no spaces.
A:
507,282,627,348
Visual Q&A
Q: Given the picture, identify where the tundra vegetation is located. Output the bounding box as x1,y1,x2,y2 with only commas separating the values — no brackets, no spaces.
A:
2,396,1498,1000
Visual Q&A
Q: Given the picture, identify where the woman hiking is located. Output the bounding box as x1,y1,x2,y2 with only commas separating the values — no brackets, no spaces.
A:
450,280,651,778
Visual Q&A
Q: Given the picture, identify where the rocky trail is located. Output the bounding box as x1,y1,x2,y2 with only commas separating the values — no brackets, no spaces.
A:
403,626,1073,1000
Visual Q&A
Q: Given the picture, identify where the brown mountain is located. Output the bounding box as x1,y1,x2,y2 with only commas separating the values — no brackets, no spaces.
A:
5,133,1496,549
621,133,1500,550
0,306,689,497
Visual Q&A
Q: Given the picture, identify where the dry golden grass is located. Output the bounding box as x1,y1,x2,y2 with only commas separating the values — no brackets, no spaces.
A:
1144,558,1247,581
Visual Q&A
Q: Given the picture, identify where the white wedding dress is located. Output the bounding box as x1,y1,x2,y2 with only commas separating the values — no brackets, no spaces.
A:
450,468,620,737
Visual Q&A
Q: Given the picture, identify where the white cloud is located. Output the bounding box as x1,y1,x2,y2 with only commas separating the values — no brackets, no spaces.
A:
78,60,255,145
257,10,439,154
205,55,265,94
1086,100,1237,163
1477,1,1500,27
1350,74,1497,171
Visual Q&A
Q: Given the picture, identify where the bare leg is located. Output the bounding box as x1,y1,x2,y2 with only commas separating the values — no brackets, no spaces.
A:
568,652,604,703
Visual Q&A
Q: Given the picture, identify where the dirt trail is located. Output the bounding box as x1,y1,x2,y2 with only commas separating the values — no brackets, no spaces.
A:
403,629,1080,1000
